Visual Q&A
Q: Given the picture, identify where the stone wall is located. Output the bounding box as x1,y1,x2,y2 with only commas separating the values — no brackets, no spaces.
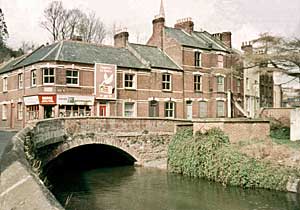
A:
260,107,294,127
193,118,270,143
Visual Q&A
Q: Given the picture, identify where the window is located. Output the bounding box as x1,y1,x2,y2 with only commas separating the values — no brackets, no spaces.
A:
194,75,202,92
124,102,135,117
162,74,171,91
217,76,225,92
2,104,7,120
217,54,224,68
237,79,241,93
149,100,159,117
217,101,225,117
31,70,37,87
124,73,135,89
43,68,55,84
195,51,201,67
18,73,23,89
17,103,23,120
66,70,79,85
27,105,39,120
246,78,250,90
199,101,207,118
3,77,7,92
164,101,175,118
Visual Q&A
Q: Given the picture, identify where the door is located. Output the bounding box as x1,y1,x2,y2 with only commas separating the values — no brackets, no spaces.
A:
186,101,193,120
99,105,107,116
44,105,54,119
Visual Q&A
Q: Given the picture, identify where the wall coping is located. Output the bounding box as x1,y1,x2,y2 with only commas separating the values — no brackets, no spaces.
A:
192,118,269,123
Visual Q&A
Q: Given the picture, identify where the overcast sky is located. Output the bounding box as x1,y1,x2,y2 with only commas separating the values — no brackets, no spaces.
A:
1,0,300,50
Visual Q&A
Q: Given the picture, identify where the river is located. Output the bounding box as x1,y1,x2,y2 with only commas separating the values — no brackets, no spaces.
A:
49,166,300,210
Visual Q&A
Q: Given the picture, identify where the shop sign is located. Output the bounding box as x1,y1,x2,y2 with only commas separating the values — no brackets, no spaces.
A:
24,96,39,106
95,63,117,100
39,95,56,105
57,95,94,106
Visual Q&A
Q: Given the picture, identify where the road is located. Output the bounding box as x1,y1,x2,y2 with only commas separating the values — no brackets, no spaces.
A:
0,131,17,158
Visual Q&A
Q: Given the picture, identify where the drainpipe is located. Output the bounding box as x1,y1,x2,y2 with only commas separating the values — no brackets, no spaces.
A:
23,66,26,128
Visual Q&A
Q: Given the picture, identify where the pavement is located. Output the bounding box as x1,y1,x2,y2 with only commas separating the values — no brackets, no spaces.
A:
0,131,17,158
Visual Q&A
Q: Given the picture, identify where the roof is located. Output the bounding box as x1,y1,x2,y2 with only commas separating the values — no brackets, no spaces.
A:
0,41,149,74
165,27,232,52
0,55,27,74
129,43,180,70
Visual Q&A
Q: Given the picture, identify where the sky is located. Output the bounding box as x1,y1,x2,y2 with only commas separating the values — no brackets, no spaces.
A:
1,0,300,50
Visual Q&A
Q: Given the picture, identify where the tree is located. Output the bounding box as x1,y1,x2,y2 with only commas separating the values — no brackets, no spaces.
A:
40,1,106,44
0,8,9,47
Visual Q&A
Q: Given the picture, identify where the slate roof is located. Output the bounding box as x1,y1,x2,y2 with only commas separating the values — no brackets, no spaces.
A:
129,43,180,70
165,27,232,52
0,41,150,74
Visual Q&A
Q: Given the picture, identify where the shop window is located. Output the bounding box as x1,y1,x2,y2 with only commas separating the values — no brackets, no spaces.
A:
43,68,55,84
17,103,23,120
199,101,207,118
164,101,175,118
27,105,39,120
217,101,225,117
31,70,37,87
18,73,23,89
3,77,7,92
124,102,135,117
66,70,79,85
59,105,91,117
124,73,135,89
217,54,224,68
217,76,225,92
194,75,202,92
162,74,171,91
2,104,7,120
195,51,202,67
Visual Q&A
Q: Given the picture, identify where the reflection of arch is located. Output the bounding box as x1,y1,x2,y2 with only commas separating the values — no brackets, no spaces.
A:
43,135,140,167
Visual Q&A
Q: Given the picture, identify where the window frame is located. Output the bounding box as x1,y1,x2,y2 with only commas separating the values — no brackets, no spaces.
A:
217,76,225,92
162,73,172,91
217,54,224,68
199,101,208,118
3,77,8,92
237,79,241,93
17,103,23,120
124,72,136,89
31,70,37,87
164,101,175,118
194,74,202,92
2,104,7,120
66,69,79,86
18,73,23,89
195,51,202,67
216,100,225,117
124,102,136,117
43,68,55,85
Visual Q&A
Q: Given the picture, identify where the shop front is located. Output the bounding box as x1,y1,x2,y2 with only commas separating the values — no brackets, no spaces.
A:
24,96,40,120
38,94,57,119
57,95,94,117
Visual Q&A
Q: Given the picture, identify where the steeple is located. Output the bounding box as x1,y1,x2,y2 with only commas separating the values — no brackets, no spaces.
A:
159,0,165,18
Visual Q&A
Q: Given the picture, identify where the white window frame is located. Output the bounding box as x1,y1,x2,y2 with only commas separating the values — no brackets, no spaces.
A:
123,101,136,117
216,100,225,117
199,101,207,118
217,54,224,68
2,104,7,120
124,72,136,89
194,74,202,92
195,51,202,67
3,77,8,92
217,76,225,92
18,73,23,89
246,78,250,90
162,73,172,91
66,69,79,86
43,68,55,85
17,103,23,120
31,70,37,87
164,101,175,118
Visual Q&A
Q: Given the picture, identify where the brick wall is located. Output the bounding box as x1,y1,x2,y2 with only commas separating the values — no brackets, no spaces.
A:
260,108,293,126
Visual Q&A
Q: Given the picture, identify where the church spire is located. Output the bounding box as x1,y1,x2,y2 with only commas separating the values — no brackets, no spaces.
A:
159,0,165,18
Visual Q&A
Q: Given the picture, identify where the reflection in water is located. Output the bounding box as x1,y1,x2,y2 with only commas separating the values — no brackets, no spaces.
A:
49,166,300,210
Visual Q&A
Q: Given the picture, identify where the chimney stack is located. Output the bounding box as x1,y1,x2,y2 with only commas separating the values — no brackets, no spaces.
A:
174,18,194,34
213,32,232,48
114,29,129,48
241,41,253,54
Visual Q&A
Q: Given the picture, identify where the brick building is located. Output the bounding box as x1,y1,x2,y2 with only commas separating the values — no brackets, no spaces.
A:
0,1,244,129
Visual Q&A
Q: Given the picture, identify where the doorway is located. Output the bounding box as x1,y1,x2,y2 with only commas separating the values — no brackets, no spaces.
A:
186,101,193,120
44,105,54,119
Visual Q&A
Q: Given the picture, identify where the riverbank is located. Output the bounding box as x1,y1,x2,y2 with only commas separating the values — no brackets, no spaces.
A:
168,128,300,192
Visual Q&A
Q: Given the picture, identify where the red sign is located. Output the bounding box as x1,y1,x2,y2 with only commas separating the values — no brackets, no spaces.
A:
95,63,117,100
39,95,56,105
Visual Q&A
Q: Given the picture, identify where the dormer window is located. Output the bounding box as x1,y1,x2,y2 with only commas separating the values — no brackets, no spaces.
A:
195,51,202,67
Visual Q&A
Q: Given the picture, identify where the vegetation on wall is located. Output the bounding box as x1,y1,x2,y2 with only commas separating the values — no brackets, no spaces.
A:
168,128,300,191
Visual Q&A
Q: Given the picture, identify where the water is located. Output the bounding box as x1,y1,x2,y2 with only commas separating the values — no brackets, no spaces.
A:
49,166,300,210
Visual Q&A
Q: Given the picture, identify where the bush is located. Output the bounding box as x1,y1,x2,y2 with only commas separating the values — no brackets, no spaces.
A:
168,128,300,191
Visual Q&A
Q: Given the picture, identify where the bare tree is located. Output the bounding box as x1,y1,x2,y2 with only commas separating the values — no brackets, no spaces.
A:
19,41,37,54
67,9,85,39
